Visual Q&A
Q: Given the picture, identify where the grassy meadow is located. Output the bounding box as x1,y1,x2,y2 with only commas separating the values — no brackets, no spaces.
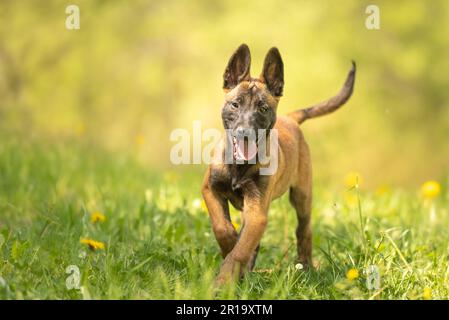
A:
0,133,448,299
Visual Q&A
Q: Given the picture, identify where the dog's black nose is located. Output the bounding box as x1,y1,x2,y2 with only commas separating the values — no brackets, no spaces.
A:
235,127,245,137
235,127,252,138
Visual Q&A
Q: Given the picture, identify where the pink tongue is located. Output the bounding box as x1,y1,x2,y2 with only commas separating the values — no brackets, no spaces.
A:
236,139,258,161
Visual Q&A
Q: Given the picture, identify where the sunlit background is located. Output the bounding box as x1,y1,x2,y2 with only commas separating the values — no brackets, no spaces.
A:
1,0,448,188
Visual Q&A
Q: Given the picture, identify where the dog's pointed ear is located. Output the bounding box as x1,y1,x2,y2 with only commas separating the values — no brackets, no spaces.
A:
260,47,284,97
223,44,251,91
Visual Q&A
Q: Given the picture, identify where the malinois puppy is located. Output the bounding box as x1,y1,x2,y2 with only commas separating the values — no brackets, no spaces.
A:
201,44,355,284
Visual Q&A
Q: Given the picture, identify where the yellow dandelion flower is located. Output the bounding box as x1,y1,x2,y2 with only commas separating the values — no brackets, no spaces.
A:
344,192,358,207
344,172,363,188
201,200,208,213
80,238,105,251
76,123,85,136
421,181,441,200
423,287,432,300
375,185,390,196
90,212,106,223
135,134,145,147
232,221,240,230
346,268,359,281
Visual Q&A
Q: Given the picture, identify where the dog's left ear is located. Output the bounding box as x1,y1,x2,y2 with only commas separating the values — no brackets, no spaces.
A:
260,47,284,97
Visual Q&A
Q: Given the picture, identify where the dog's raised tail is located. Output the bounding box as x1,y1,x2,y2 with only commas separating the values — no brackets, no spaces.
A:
288,61,356,125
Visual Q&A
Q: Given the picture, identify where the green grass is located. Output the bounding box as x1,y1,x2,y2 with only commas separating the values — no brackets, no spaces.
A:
0,135,448,300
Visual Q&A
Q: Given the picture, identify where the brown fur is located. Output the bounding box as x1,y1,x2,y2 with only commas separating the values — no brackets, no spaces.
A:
201,44,356,284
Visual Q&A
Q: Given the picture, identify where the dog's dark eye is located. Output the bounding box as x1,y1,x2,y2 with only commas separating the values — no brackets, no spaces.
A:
231,102,239,109
259,104,268,114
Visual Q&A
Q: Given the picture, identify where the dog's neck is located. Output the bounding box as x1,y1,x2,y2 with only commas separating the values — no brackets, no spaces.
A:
222,133,273,192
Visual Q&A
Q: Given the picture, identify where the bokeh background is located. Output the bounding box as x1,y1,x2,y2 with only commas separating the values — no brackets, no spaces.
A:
1,0,448,188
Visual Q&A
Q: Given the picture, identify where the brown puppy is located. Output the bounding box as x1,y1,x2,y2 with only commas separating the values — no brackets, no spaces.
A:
201,44,355,284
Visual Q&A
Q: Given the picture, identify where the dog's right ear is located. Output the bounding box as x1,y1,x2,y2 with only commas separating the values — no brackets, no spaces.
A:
223,44,251,91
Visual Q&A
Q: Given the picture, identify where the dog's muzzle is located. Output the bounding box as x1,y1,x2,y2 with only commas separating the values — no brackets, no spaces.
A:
232,128,258,161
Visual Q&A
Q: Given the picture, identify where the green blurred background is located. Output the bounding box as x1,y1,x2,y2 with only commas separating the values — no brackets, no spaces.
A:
1,0,448,188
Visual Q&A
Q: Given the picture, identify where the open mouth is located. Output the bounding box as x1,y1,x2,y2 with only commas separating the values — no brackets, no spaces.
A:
232,136,258,161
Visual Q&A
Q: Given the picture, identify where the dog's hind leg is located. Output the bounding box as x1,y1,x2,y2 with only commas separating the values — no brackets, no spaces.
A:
289,142,313,269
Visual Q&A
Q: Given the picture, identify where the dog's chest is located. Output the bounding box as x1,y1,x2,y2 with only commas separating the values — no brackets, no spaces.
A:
209,165,251,211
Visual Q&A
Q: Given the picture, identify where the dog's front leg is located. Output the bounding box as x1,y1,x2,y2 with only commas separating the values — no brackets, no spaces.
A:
202,183,238,257
215,190,269,284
